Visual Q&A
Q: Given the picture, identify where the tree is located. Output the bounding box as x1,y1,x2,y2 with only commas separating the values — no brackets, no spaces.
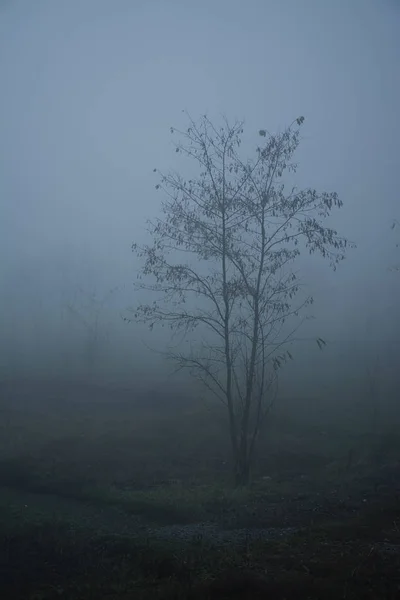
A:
389,219,399,272
130,113,353,486
65,285,118,376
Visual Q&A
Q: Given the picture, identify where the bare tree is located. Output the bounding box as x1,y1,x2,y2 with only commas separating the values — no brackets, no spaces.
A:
65,285,118,376
129,113,353,486
366,353,381,434
389,219,399,272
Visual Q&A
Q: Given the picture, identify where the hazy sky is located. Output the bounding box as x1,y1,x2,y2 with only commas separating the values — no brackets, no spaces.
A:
0,0,399,372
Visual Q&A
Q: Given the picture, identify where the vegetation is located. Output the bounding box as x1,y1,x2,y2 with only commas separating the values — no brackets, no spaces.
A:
130,113,353,485
390,218,399,272
1,379,399,599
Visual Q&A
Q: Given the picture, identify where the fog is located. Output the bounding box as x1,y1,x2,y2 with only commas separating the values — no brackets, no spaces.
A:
0,0,399,408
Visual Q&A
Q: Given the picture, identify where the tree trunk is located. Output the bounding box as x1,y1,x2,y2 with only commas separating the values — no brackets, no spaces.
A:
234,450,251,487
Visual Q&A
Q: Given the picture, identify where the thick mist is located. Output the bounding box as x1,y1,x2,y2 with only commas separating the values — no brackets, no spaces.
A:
0,0,399,410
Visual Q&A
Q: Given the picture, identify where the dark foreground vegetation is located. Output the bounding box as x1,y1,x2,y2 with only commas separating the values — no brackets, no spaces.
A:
1,378,399,599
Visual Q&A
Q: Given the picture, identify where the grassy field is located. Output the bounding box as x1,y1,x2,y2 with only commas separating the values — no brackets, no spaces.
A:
0,377,399,599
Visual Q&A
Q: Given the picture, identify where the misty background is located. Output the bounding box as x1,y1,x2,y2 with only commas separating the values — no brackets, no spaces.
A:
0,0,399,417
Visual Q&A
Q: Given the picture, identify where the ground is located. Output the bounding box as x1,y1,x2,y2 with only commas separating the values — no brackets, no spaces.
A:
0,377,399,599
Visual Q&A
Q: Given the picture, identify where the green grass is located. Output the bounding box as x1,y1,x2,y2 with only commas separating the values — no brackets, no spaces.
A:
1,378,400,598
85,481,254,525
